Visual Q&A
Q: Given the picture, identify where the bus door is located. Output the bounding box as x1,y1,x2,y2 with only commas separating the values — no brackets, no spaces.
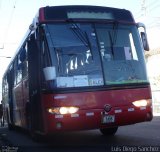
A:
6,67,14,126
13,48,29,128
13,56,23,127
27,34,43,132
20,46,29,128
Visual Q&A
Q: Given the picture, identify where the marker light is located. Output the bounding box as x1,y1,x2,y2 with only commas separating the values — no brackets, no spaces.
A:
132,99,148,107
48,107,79,115
68,107,79,114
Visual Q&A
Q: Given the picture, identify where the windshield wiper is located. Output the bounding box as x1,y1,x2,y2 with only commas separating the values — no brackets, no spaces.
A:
70,23,88,47
70,23,93,59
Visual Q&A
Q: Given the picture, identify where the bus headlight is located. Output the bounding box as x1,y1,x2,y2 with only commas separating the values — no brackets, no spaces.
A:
132,99,148,107
48,107,79,115
59,107,68,114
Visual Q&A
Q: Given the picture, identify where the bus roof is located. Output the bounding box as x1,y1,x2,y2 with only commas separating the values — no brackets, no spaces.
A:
38,5,135,23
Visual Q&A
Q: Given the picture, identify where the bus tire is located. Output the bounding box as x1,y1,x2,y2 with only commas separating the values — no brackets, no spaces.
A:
30,131,39,141
30,130,45,142
8,123,14,130
100,127,118,136
27,114,44,142
6,111,14,130
25,103,31,130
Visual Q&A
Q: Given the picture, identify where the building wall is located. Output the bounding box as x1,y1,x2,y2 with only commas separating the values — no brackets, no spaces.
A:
146,52,160,115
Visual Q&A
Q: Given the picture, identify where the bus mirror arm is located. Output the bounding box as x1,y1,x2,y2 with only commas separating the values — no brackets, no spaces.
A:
137,22,149,51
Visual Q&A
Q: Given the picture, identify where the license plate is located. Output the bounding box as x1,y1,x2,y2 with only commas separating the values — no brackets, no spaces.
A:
102,115,115,124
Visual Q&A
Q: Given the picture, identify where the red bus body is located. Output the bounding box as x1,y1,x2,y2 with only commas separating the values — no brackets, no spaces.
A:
2,6,152,137
42,87,152,133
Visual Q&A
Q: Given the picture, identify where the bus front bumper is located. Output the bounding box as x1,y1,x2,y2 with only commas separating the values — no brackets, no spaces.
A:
45,105,153,133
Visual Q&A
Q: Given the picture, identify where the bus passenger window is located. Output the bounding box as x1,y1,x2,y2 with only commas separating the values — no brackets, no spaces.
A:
2,77,8,96
13,59,18,86
20,45,28,78
17,55,22,83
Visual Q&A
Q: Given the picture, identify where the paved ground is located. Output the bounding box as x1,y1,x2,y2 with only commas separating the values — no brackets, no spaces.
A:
0,116,159,152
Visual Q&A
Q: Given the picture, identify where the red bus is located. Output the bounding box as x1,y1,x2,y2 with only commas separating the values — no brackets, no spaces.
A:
2,5,152,139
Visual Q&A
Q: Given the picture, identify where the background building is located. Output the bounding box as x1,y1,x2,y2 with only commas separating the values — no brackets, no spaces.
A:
146,48,160,115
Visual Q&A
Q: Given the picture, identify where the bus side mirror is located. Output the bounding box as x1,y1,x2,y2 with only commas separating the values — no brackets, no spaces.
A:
137,22,150,51
140,32,149,51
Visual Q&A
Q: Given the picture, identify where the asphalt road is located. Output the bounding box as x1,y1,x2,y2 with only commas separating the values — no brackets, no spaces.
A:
0,116,160,152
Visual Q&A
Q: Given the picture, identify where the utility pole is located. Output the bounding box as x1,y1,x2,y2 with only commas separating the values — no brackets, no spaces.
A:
0,56,11,58
141,0,147,17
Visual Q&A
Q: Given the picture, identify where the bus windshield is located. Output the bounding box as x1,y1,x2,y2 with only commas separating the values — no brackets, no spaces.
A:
44,22,148,88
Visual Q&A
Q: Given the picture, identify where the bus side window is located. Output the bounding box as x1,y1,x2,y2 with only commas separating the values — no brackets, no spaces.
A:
13,48,26,85
2,76,8,98
13,58,18,86
20,44,28,78
17,54,22,83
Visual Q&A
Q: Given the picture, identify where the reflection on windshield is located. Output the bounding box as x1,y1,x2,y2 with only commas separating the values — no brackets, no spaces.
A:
45,23,104,88
44,23,148,88
96,24,148,84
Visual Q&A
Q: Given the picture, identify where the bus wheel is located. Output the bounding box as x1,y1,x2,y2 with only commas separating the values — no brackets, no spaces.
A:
8,123,14,130
100,127,118,136
30,130,45,142
30,131,39,141
6,111,14,130
28,117,44,142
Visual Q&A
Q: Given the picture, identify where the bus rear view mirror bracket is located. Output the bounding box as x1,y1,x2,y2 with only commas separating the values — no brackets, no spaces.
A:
140,32,149,51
